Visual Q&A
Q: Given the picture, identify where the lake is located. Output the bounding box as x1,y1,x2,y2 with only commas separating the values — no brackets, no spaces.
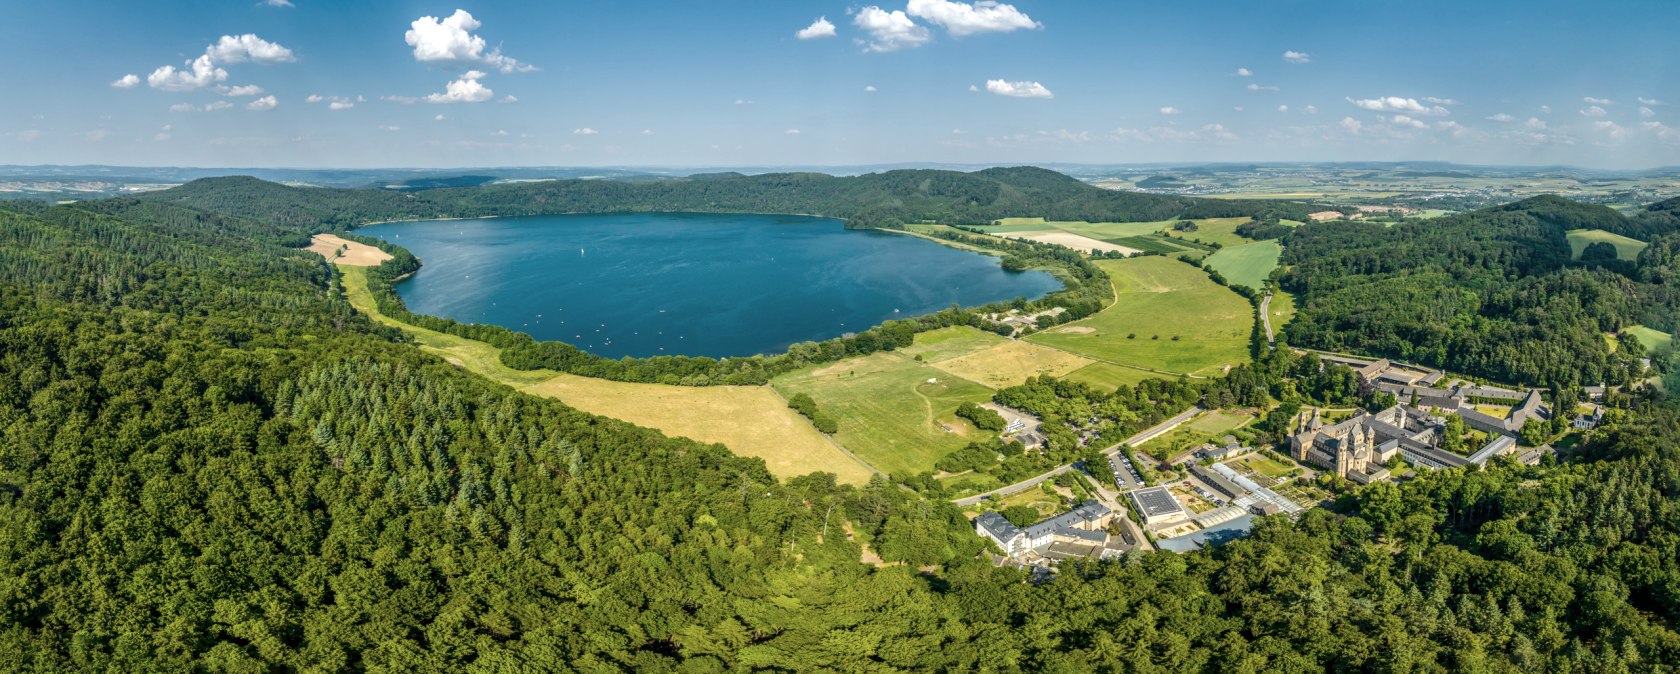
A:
360,213,1061,359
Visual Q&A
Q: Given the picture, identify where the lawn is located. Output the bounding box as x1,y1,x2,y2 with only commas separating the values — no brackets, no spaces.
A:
898,325,1008,363
930,339,1096,389
1230,453,1295,480
772,352,996,475
1062,361,1170,391
1026,256,1255,376
338,266,874,484
1136,409,1255,461
1266,290,1296,336
1567,228,1648,261
1204,240,1282,290
1625,325,1674,353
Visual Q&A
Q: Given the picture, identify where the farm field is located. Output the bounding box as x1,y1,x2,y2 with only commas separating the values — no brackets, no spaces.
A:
1026,256,1254,375
338,266,873,484
898,325,1008,363
1625,325,1674,353
1204,240,1282,290
1567,228,1648,260
1062,361,1168,391
931,339,1096,389
772,352,995,475
1159,217,1254,248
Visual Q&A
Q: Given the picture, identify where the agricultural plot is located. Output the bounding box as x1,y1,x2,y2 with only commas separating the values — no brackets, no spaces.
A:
337,267,873,484
1567,228,1648,261
1204,240,1282,290
1026,257,1254,376
898,325,1007,363
931,339,1095,389
1062,361,1168,391
1159,217,1255,248
772,352,995,475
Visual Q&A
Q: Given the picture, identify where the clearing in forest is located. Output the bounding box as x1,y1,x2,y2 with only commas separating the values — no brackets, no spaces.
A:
1567,228,1647,261
1204,240,1282,290
337,266,873,484
307,233,392,266
1026,256,1254,376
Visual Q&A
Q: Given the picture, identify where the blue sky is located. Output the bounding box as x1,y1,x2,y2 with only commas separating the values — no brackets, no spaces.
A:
3,0,1677,168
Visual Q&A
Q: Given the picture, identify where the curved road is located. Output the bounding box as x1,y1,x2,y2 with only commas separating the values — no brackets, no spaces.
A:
952,405,1202,507
1259,291,1275,345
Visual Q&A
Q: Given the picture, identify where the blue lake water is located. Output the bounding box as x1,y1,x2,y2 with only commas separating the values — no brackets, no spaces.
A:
360,213,1061,359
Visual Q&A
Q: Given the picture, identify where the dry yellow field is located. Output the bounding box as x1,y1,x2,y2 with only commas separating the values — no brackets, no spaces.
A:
929,339,1095,388
307,233,392,266
996,229,1141,254
337,266,875,484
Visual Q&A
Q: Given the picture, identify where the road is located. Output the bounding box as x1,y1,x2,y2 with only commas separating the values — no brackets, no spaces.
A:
952,405,1203,507
1259,291,1275,345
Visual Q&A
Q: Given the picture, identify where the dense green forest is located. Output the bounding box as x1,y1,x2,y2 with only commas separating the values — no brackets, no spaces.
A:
3,188,1680,670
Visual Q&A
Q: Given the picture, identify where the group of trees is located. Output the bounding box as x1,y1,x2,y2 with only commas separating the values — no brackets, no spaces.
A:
786,392,838,434
4,185,1680,670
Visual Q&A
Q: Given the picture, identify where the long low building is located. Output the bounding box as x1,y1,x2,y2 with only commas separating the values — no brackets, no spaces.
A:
975,500,1115,561
1128,486,1190,527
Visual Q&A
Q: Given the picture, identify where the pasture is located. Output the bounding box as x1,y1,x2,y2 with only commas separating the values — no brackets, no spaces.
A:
1062,361,1169,391
1567,228,1648,261
337,266,874,484
772,352,995,475
1625,325,1674,353
898,325,1008,363
931,339,1096,389
1026,257,1255,376
1204,240,1282,290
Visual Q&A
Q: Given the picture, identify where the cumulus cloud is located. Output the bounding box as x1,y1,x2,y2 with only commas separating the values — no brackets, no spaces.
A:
1389,114,1427,129
1247,83,1278,92
435,114,447,121
785,128,801,135
905,0,1040,36
735,98,753,105
1304,105,1318,114
111,74,139,88
1583,96,1614,105
984,79,1052,98
796,16,837,39
1347,96,1449,116
329,100,354,110
1638,97,1663,106
864,85,877,93
207,34,296,64
1641,107,1656,119
1523,117,1547,130
573,127,598,135
1283,50,1311,64
1580,105,1607,117
246,96,278,111
149,55,228,91
425,70,493,103
263,0,294,6
169,103,198,113
853,7,931,52
1201,123,1236,141
1159,106,1180,115
1423,97,1457,105
378,125,401,132
1339,117,1363,134
221,84,264,97
1593,120,1628,138
1487,113,1515,122
1235,67,1252,77
1277,105,1289,113
1540,105,1552,114
406,9,533,73
1644,121,1678,143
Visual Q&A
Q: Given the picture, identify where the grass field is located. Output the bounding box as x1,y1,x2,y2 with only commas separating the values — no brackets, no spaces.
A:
898,325,1007,363
1136,409,1255,460
772,352,995,475
931,339,1095,389
1204,240,1282,290
1266,290,1296,335
1062,361,1169,391
1160,217,1254,248
1567,228,1648,261
1625,325,1674,353
338,266,874,484
1230,453,1294,480
1026,257,1254,375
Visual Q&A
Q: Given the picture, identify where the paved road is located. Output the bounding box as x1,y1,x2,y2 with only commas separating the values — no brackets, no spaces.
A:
952,406,1203,507
1259,292,1275,345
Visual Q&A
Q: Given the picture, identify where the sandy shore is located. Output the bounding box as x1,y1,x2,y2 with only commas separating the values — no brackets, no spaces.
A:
306,233,393,266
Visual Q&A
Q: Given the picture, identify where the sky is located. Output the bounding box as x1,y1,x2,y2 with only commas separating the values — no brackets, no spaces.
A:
2,0,1677,169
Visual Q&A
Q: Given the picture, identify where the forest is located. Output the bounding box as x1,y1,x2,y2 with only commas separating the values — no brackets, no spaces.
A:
1,187,1679,671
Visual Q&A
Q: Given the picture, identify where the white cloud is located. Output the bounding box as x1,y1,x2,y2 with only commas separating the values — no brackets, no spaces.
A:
573,127,598,135
735,98,753,105
1339,117,1363,134
785,128,801,135
1580,105,1607,117
493,129,508,136
1523,117,1547,130
1303,105,1318,114
207,34,295,64
1641,107,1656,119
1235,67,1252,77
1159,106,1180,115
951,128,967,134
1644,121,1678,143
111,74,139,88
905,0,1040,36
1422,97,1457,105
1539,105,1552,114
1282,50,1311,64
1277,105,1289,113
796,16,837,40
1638,97,1663,106
1201,123,1237,141
205,101,234,111
148,55,228,91
1487,113,1515,122
1247,83,1278,92
329,100,354,110
985,79,1052,98
853,7,932,52
81,129,111,142
263,0,294,6
641,129,654,135
864,85,877,93
1233,106,1244,112
1347,96,1449,116
500,95,517,103
378,125,401,132
425,70,493,104
435,114,447,121
306,94,324,103
1389,114,1427,129
221,84,264,97
1593,120,1628,138
246,95,278,111
406,9,533,73
1583,96,1614,105
169,103,198,113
